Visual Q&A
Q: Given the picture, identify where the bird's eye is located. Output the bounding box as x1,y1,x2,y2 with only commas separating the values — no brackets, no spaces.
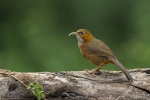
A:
80,32,85,35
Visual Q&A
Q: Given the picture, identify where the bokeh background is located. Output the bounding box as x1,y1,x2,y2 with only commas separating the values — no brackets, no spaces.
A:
0,0,150,72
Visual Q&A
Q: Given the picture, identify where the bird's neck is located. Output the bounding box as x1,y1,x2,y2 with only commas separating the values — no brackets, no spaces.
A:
76,35,84,47
77,36,94,59
76,35,93,47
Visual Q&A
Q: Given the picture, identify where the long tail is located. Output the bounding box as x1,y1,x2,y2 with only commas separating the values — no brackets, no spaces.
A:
109,58,133,82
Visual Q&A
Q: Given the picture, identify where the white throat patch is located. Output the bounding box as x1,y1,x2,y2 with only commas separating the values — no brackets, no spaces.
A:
76,35,84,47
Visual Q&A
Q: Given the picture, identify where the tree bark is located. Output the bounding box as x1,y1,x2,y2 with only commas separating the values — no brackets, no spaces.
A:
0,68,150,100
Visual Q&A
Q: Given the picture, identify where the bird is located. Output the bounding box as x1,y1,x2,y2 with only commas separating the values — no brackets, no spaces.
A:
68,29,133,82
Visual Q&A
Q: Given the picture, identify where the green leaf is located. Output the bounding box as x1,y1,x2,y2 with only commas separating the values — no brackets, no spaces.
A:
27,82,45,100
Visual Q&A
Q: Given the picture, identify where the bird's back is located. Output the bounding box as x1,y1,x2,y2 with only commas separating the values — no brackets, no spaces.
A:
79,38,116,66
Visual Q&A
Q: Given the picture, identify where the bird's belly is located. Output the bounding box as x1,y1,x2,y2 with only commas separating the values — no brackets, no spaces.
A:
81,51,105,66
79,44,110,66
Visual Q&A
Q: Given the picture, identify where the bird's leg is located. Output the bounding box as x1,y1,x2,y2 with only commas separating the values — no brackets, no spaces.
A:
91,61,105,74
84,69,97,77
84,62,105,76
84,66,102,77
91,66,103,74
96,68,102,73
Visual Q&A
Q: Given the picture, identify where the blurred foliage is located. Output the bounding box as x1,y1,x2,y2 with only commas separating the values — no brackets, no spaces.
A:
0,0,150,72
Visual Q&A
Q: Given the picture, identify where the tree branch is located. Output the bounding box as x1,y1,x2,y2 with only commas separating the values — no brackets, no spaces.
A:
0,68,150,100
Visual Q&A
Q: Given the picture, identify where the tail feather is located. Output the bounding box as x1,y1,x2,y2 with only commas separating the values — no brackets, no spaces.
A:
109,58,133,82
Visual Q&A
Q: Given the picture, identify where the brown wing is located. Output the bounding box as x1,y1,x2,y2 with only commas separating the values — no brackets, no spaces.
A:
86,38,116,59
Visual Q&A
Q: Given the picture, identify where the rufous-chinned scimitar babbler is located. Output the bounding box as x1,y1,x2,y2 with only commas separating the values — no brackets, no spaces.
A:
69,29,133,82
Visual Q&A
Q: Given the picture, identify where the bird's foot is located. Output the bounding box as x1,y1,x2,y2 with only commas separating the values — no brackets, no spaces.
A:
84,69,97,77
96,69,102,74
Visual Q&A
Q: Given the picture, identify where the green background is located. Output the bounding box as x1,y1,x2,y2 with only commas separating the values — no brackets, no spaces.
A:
0,0,150,72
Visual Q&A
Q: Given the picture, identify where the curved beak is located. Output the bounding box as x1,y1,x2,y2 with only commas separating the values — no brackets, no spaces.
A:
68,32,78,36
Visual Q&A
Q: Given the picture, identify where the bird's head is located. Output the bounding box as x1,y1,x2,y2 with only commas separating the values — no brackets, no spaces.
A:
69,29,93,43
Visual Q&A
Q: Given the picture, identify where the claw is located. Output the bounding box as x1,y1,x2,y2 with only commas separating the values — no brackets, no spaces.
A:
96,69,102,74
84,69,97,77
